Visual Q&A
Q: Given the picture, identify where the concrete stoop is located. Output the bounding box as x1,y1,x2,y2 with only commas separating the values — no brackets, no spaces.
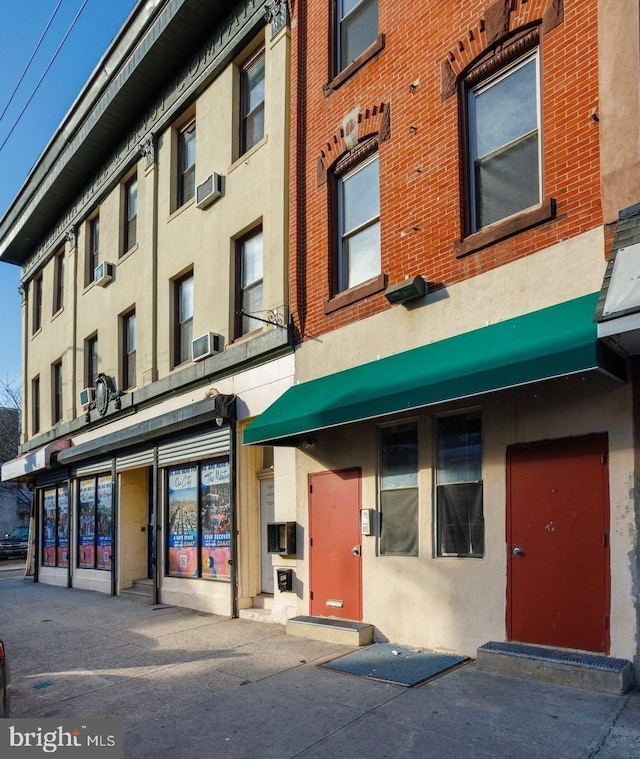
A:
119,577,153,602
287,615,374,646
476,641,635,695
238,594,280,624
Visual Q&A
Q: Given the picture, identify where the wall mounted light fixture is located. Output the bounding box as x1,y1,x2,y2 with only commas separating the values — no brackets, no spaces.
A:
384,275,426,305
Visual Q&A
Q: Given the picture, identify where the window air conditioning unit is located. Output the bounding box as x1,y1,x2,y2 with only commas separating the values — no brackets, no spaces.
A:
79,387,95,407
196,173,223,209
192,332,223,361
94,262,115,287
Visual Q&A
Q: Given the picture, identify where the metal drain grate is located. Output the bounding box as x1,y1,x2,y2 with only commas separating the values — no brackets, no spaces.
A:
322,643,467,686
478,642,630,672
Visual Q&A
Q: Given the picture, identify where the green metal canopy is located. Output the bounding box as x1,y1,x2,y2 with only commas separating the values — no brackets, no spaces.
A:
244,293,625,446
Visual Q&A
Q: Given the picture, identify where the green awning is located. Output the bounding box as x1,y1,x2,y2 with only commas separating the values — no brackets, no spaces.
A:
244,293,626,445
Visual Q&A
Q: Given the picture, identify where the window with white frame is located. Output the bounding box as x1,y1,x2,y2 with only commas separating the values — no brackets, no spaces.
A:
468,52,540,232
337,0,378,71
435,411,483,558
379,422,418,556
337,153,380,293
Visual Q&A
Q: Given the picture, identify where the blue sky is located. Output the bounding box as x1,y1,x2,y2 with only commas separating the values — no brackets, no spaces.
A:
0,0,138,384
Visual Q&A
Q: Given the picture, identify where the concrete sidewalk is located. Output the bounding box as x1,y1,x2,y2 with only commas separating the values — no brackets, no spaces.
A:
0,576,638,758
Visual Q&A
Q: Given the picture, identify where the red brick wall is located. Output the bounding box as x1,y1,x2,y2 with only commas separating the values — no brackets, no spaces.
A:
289,0,602,340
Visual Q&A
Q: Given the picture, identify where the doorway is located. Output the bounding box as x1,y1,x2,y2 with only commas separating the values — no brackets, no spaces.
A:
506,435,610,653
309,468,362,620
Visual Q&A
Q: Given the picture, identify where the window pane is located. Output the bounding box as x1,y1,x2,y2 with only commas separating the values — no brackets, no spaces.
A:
437,412,481,484
127,313,136,351
341,0,378,68
244,107,265,152
380,488,419,556
343,220,380,289
342,158,379,233
167,466,199,578
78,478,96,569
475,132,539,228
473,59,537,159
180,277,194,321
127,178,138,219
242,53,265,152
179,319,193,363
380,424,418,489
246,56,265,112
180,127,196,171
437,482,484,557
242,232,264,286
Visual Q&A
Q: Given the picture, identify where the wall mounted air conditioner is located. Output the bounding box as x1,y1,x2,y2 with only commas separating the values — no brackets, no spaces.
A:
94,262,115,287
79,387,94,407
192,332,223,361
196,173,223,209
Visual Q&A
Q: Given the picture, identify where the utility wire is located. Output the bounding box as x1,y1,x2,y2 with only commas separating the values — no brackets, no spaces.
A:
0,0,91,156
0,0,64,127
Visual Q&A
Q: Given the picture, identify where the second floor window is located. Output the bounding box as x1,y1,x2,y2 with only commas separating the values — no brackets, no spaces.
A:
336,153,380,293
32,275,43,333
467,52,540,232
174,273,194,365
178,121,196,207
88,215,100,285
338,0,378,71
123,176,138,253
236,228,263,338
122,310,136,390
85,334,99,388
53,251,64,313
240,50,265,155
52,360,63,424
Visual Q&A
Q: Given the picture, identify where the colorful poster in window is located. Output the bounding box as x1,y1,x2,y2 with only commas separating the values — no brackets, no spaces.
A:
56,485,69,567
200,460,231,581
42,489,56,566
78,478,96,568
96,475,113,570
167,466,198,577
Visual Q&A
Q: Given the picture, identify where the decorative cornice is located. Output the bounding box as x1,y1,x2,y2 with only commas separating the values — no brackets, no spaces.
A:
65,226,76,249
139,133,156,167
264,0,289,38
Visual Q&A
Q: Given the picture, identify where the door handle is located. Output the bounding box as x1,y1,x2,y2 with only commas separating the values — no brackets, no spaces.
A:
512,546,524,557
351,545,361,556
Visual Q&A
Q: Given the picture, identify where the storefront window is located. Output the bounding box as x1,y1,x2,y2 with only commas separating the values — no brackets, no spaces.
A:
167,459,231,581
41,484,69,568
78,474,113,570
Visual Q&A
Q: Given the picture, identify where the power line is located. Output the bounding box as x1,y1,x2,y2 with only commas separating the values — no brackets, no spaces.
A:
0,0,65,127
0,0,91,157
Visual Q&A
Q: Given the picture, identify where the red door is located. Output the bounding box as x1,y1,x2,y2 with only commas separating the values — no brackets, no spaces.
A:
309,469,362,620
507,435,610,653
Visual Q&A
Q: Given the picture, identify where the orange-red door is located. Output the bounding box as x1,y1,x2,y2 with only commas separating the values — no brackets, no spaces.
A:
507,435,610,653
309,468,362,620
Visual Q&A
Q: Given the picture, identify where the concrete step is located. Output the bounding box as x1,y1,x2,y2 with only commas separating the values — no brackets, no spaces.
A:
476,641,634,695
120,578,153,602
252,594,274,610
238,607,279,624
287,615,373,646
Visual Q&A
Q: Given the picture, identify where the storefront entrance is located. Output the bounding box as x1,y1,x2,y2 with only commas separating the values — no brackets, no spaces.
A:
118,468,152,591
506,434,610,653
309,468,362,621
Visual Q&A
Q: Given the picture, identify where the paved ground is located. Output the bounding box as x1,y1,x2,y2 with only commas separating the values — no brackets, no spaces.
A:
1,570,639,758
